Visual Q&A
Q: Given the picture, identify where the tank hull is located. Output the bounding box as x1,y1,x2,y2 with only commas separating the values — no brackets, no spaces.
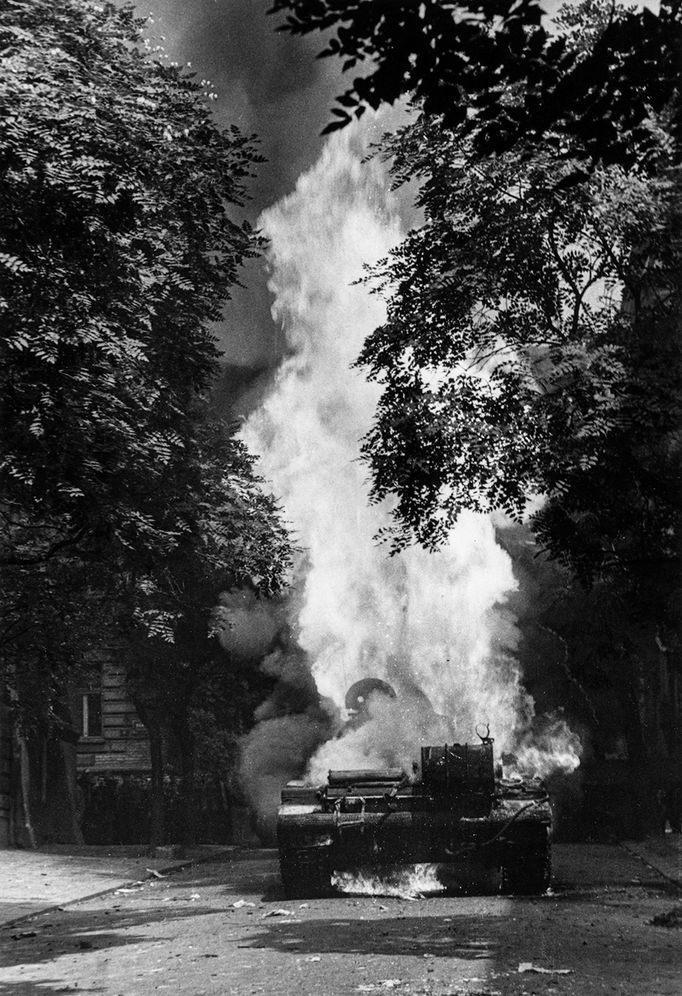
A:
278,779,552,897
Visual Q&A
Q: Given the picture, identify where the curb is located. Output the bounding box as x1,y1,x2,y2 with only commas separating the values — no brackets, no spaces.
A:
0,846,235,931
621,840,682,889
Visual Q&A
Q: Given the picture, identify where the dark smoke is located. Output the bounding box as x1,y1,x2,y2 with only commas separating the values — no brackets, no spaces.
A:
239,626,339,840
140,0,343,369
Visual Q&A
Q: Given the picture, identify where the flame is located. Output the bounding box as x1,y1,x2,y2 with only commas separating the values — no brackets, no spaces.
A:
332,864,445,900
514,718,583,779
240,113,581,815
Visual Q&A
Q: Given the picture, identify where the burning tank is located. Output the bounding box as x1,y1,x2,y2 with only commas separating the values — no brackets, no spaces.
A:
277,679,552,897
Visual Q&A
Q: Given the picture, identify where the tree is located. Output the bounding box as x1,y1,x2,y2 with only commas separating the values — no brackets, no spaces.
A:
270,0,680,171
268,0,681,586
0,1,291,843
122,419,292,846
497,524,681,837
1,0,262,574
361,125,681,830
271,0,682,833
352,36,680,831
358,120,681,582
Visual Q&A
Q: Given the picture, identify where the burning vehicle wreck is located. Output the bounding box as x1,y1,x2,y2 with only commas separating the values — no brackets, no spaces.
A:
277,680,552,898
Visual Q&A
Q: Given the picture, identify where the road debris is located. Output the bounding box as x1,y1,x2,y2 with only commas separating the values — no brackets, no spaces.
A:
356,982,403,992
232,900,256,908
518,962,573,975
262,908,294,918
11,930,37,940
146,869,167,879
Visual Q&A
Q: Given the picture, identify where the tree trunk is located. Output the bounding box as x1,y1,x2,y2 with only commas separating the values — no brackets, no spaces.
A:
148,725,165,848
54,698,85,845
174,712,196,848
133,699,165,848
0,688,13,846
60,736,84,845
617,657,662,839
15,727,36,849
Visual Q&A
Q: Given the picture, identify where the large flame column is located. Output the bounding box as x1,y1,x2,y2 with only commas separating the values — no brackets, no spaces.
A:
243,118,580,787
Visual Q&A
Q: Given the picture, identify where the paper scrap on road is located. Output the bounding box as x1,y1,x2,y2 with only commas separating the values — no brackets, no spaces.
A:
232,900,256,908
114,887,142,895
356,982,403,992
262,908,294,918
518,962,573,975
303,956,321,962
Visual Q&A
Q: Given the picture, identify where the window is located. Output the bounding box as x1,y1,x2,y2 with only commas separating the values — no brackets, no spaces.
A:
80,693,102,738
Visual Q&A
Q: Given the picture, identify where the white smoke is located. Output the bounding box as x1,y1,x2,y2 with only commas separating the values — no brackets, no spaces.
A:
216,588,281,660
240,116,581,808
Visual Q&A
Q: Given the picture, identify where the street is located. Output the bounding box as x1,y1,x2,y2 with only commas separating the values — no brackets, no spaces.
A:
0,845,680,996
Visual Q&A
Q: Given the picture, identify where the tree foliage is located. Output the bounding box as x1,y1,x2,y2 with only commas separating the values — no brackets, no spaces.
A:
272,0,682,813
358,116,681,595
271,0,682,597
270,0,681,171
118,414,292,844
0,1,293,748
125,416,292,646
1,0,263,571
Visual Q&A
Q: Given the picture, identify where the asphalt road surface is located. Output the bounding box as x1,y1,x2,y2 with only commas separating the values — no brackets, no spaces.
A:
0,845,680,996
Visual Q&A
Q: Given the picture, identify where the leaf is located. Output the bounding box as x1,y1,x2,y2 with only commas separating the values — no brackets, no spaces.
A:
0,251,32,273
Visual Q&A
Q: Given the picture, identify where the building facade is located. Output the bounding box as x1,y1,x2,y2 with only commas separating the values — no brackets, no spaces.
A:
72,648,151,777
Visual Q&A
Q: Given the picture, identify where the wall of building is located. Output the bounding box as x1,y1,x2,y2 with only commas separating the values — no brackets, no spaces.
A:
74,650,151,775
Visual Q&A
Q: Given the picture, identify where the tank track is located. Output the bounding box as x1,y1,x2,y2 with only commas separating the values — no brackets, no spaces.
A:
500,832,552,895
279,846,335,899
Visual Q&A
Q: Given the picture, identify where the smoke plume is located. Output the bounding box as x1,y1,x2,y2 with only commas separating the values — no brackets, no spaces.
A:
239,116,581,824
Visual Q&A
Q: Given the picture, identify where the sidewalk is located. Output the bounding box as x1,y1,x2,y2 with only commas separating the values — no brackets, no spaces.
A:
621,832,682,887
0,844,231,927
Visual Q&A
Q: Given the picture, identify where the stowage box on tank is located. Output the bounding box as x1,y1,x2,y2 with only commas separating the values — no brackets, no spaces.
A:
277,736,552,898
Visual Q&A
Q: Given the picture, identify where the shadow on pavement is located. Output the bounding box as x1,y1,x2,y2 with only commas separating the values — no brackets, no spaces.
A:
0,981,105,995
239,912,499,960
159,856,282,902
0,904,220,971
